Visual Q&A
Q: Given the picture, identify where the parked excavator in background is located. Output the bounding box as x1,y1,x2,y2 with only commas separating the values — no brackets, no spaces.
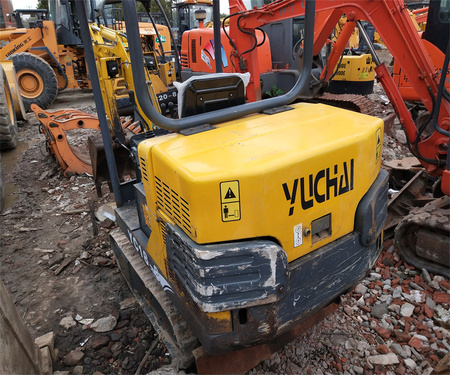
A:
179,1,376,98
224,0,449,275
393,1,450,104
31,17,177,184
72,0,448,372
172,0,213,46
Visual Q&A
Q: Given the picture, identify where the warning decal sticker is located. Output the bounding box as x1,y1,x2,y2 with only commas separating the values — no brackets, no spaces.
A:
375,127,382,163
220,181,241,222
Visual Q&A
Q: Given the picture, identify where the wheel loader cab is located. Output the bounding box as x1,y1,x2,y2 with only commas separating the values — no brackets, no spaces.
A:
49,0,96,46
13,9,48,29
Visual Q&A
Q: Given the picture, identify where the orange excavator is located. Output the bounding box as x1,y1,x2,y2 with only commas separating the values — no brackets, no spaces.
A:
224,0,449,277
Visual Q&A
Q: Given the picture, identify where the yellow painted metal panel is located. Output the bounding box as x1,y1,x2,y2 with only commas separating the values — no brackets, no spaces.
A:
139,103,383,263
332,55,376,82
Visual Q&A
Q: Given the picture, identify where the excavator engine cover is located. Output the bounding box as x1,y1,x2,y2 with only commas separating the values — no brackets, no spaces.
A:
115,102,387,353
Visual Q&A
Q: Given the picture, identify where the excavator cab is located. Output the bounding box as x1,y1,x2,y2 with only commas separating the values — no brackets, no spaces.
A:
171,0,213,45
422,0,450,54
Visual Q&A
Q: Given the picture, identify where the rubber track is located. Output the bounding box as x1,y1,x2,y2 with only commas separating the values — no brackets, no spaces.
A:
110,229,199,369
0,66,18,150
312,93,377,116
395,196,450,278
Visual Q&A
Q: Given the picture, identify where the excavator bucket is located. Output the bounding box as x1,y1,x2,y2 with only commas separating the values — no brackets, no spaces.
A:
31,104,99,177
87,126,139,197
31,104,139,193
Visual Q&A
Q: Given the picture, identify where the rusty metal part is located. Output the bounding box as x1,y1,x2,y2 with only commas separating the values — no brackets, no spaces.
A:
385,169,432,233
88,132,137,197
384,157,423,171
382,112,397,137
193,302,339,375
395,196,450,278
310,93,377,116
32,105,140,181
31,104,100,177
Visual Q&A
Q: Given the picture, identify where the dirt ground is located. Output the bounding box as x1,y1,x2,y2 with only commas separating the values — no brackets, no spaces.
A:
1,89,171,374
1,82,447,375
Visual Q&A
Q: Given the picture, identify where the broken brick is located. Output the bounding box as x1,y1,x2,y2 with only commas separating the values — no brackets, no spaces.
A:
433,291,450,304
375,326,392,340
408,336,424,350
396,364,406,375
376,344,389,354
393,330,411,342
429,354,439,363
381,267,390,279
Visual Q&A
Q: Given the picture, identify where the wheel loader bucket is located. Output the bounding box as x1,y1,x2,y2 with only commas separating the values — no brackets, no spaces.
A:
0,61,27,122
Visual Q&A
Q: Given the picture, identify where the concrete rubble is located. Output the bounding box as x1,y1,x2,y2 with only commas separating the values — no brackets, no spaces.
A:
249,240,450,375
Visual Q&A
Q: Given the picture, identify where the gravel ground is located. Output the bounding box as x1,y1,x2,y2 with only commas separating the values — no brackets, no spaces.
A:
1,83,449,375
247,239,450,375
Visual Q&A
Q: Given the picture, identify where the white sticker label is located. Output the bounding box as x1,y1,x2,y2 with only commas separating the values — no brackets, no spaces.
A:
294,223,303,247
201,50,212,69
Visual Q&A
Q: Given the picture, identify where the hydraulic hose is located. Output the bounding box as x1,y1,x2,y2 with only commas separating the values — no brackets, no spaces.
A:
121,0,316,131
213,0,223,73
432,37,450,138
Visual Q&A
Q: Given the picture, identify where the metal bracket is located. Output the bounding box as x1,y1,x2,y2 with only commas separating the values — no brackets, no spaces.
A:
262,105,294,115
179,124,215,136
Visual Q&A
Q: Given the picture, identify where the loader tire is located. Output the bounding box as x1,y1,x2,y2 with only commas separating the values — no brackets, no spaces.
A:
9,52,58,111
0,64,18,150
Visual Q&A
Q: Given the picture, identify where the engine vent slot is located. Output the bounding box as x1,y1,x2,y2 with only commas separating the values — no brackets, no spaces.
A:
191,39,197,64
311,214,332,244
155,176,192,235
159,217,167,245
181,53,189,69
140,157,148,181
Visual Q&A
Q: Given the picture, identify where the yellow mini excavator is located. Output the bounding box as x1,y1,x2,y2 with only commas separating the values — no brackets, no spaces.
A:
75,0,393,372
